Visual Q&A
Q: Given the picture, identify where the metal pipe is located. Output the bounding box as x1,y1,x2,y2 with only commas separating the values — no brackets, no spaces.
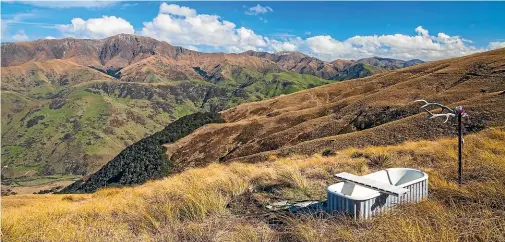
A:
458,111,462,185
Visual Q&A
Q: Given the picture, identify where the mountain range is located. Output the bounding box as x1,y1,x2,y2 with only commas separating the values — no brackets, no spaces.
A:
241,50,423,80
1,34,423,181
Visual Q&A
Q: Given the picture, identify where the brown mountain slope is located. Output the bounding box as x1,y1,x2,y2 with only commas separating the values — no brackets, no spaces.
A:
0,34,196,69
1,35,283,84
165,48,505,171
241,50,348,79
1,59,116,95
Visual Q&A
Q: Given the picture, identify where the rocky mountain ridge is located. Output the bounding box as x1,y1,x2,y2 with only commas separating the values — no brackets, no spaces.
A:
3,34,423,82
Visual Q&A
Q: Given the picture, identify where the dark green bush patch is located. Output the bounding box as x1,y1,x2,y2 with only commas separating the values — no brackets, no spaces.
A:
61,112,224,193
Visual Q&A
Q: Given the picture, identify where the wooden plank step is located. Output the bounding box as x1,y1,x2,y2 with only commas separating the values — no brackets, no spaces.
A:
335,172,409,196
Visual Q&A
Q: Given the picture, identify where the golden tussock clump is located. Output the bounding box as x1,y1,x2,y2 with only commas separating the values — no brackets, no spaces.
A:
2,128,505,242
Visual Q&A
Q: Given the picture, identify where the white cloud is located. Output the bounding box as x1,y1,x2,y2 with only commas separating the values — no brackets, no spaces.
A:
415,26,429,36
12,30,28,41
57,16,134,39
306,35,348,55
4,0,118,8
142,3,271,52
489,41,505,50
271,39,299,52
245,4,273,15
45,36,56,39
303,26,484,61
160,3,196,17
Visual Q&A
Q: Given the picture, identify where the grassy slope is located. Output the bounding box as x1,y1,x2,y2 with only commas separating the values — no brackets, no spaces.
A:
2,84,175,177
3,128,504,241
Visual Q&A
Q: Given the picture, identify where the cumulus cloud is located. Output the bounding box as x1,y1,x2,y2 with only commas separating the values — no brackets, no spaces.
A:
303,26,484,61
160,3,196,17
142,3,271,52
57,16,134,39
245,4,273,15
272,42,297,52
270,37,303,52
488,41,505,50
11,30,28,41
306,35,348,56
45,36,56,39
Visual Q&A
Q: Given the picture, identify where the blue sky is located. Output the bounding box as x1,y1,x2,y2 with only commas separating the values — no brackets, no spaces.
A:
2,1,505,61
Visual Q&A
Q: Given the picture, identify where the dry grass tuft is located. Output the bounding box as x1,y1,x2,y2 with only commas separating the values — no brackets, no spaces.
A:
2,128,505,241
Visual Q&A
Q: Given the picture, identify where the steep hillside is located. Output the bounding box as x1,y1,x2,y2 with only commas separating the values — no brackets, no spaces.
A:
1,79,227,180
164,48,505,172
242,50,424,80
61,112,224,193
1,59,115,97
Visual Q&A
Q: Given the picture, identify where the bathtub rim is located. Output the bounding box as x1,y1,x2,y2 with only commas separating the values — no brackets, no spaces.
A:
327,168,428,201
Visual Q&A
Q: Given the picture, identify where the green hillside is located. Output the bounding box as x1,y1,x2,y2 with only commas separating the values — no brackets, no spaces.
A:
1,69,333,184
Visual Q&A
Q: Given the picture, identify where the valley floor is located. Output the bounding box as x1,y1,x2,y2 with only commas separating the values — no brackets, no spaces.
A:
1,175,81,195
2,128,505,242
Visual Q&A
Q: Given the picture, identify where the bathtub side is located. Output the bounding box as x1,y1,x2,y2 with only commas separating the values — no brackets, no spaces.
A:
359,177,429,219
402,176,429,204
327,177,429,219
327,191,361,219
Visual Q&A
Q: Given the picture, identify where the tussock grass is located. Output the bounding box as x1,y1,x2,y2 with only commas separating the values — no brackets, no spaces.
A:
3,128,505,241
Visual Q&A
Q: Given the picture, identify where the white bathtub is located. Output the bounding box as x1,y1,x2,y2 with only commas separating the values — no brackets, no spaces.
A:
327,168,428,219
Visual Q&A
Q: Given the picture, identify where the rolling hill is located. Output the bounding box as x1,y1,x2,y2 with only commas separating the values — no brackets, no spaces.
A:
1,34,419,184
63,47,505,193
